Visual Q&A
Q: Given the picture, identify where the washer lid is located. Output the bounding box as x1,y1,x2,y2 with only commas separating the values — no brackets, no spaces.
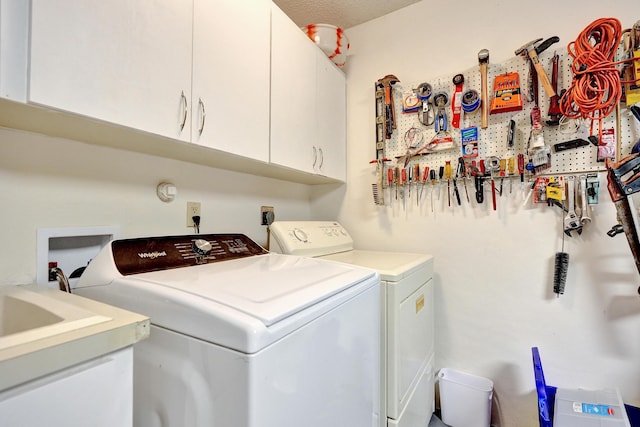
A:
319,250,432,281
127,253,375,326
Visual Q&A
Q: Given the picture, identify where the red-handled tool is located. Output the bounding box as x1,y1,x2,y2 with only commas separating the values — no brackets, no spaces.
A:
451,74,464,129
499,158,506,196
430,169,437,212
413,164,421,206
401,168,407,211
387,167,395,206
420,166,430,203
518,154,525,180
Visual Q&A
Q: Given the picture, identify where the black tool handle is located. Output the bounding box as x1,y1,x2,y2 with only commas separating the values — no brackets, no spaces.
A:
475,176,484,203
507,120,516,147
454,181,461,205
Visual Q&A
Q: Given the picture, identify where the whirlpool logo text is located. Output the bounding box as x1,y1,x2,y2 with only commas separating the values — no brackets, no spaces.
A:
137,251,167,259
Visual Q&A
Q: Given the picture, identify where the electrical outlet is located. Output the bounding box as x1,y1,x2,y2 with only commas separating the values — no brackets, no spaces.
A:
187,201,201,227
261,206,275,225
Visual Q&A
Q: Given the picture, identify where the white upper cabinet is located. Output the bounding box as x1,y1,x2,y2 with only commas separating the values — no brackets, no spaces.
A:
315,48,346,181
270,4,346,181
0,0,346,183
191,0,270,162
270,4,317,175
28,0,193,142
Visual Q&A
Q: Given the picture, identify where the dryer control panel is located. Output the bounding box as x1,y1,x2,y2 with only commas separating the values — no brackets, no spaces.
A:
269,221,354,257
111,234,268,275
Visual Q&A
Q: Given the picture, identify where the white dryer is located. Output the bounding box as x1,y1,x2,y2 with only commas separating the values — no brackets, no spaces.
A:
73,233,381,427
270,221,435,427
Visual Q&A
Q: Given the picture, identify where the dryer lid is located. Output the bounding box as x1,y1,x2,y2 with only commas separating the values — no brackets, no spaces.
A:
319,250,432,281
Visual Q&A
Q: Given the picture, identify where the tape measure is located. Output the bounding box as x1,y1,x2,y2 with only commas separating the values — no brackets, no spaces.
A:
461,89,480,113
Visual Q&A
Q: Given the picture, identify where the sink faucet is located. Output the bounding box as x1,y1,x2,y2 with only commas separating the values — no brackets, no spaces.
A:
51,267,71,293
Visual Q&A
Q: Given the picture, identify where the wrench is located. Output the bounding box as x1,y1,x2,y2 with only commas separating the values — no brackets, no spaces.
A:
579,175,591,225
564,176,583,236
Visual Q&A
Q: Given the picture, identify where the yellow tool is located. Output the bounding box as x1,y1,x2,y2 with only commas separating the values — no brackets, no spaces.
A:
508,157,515,193
444,161,452,207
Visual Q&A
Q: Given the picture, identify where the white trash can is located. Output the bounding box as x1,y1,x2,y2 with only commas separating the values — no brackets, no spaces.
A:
438,368,493,427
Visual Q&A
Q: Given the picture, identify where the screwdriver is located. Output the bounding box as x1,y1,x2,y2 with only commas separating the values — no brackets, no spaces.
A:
518,153,525,190
452,173,461,206
413,164,421,206
430,169,437,212
413,163,421,206
498,158,506,196
438,166,445,201
457,157,470,202
507,157,515,193
387,167,394,206
407,166,413,200
476,160,485,204
444,161,452,207
419,166,429,205
401,168,407,211
394,167,400,201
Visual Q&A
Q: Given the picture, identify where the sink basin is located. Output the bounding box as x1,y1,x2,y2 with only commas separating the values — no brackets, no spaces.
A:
0,285,110,351
0,284,149,392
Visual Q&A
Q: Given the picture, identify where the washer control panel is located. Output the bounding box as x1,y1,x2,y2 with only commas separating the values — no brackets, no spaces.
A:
269,221,354,257
111,234,268,275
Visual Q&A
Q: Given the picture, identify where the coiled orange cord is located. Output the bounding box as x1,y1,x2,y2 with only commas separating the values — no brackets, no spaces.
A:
560,18,631,138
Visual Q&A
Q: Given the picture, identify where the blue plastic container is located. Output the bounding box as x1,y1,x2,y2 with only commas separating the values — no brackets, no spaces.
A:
532,347,639,427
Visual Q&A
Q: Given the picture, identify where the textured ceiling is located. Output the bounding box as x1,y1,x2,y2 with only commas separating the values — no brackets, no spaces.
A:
273,0,421,29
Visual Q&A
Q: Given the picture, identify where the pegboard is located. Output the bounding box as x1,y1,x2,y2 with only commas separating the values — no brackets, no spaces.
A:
379,49,639,178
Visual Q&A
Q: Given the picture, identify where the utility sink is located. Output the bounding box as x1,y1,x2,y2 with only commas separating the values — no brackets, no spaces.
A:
0,285,110,351
0,284,149,392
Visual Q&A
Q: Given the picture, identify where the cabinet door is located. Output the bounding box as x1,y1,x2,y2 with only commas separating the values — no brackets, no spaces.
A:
270,4,317,174
192,0,270,161
28,0,193,141
0,348,133,427
315,50,346,181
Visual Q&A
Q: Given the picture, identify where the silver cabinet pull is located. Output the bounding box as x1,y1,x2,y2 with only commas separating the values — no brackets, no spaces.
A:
318,147,324,170
312,146,318,168
198,98,206,135
179,90,188,131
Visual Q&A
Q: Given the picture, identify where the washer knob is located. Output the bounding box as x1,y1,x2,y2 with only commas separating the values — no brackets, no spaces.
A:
293,228,308,242
192,239,212,256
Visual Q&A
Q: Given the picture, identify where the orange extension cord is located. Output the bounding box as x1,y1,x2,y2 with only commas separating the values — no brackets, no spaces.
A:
560,18,639,139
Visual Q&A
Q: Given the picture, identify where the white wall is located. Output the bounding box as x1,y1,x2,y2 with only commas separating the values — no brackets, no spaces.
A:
312,1,640,425
0,127,312,285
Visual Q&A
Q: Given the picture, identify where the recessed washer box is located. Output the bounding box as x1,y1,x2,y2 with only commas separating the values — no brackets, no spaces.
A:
37,226,120,286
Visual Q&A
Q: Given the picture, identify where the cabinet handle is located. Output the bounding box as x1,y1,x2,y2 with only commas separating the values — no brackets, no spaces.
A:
312,146,318,168
318,147,324,170
198,98,206,135
179,90,188,132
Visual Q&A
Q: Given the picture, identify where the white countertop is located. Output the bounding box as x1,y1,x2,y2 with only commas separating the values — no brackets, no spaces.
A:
0,284,149,391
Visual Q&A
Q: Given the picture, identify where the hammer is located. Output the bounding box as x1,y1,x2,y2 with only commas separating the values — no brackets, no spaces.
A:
478,49,489,129
515,39,556,98
378,74,400,138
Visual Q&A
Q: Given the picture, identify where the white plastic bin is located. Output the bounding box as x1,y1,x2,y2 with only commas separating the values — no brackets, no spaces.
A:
438,368,493,427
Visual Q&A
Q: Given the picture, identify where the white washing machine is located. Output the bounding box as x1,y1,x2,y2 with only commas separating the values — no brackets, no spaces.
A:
269,221,435,427
73,233,381,427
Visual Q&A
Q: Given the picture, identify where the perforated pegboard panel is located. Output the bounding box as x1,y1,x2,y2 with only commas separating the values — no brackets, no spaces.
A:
380,49,639,177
